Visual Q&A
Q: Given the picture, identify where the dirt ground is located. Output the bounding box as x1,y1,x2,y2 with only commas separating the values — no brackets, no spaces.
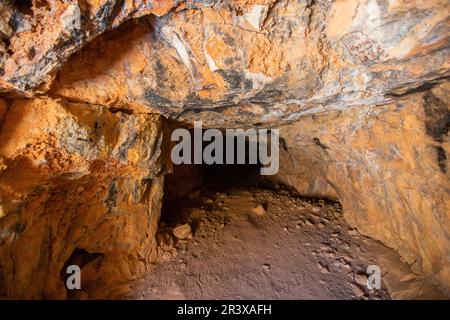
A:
126,185,447,300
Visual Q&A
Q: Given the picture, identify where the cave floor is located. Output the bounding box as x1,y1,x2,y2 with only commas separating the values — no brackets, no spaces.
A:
125,186,446,300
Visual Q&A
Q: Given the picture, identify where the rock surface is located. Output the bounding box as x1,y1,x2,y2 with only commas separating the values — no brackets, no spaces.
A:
0,0,448,298
172,223,192,239
275,86,450,292
0,0,180,93
0,97,168,298
130,187,446,300
47,0,450,126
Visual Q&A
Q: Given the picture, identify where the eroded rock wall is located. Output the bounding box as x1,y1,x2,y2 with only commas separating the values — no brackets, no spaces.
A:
46,0,450,126
275,85,450,292
0,0,448,297
0,0,181,93
0,97,168,298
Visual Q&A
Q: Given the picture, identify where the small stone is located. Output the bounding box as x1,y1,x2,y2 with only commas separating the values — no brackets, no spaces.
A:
189,208,204,220
217,192,227,199
173,224,192,240
352,284,365,297
252,204,266,216
331,232,340,237
317,263,330,273
311,206,321,213
342,255,353,263
348,229,359,236
263,264,271,271
160,251,172,262
354,273,368,287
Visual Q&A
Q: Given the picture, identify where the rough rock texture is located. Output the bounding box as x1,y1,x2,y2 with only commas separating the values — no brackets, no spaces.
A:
275,86,450,292
0,0,449,298
134,187,445,300
0,0,181,93
0,97,168,298
45,0,450,126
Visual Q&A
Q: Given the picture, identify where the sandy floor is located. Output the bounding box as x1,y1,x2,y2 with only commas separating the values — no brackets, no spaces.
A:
126,185,447,300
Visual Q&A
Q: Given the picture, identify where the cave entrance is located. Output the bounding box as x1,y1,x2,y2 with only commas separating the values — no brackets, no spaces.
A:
142,125,438,300
151,130,396,299
199,129,276,189
161,127,268,225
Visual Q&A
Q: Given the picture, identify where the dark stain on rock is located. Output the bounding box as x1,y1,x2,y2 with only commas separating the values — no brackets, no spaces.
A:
217,69,252,90
423,91,450,142
436,146,447,174
386,77,449,99
222,34,236,47
117,127,137,160
95,0,124,33
109,106,133,115
247,88,283,104
12,222,26,235
143,88,173,107
105,181,118,209
280,137,288,151
313,137,329,150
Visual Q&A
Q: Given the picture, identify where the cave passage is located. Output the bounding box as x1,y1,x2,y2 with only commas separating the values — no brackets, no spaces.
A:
200,130,268,188
0,0,449,301
161,127,267,225
146,123,447,300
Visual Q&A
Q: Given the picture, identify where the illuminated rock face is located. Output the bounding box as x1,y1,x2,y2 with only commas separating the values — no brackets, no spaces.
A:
1,0,448,126
0,0,449,297
0,97,168,298
275,85,450,292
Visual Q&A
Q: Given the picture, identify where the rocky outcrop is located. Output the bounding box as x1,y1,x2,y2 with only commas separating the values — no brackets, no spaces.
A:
0,0,181,93
45,0,450,126
0,97,168,298
275,85,450,292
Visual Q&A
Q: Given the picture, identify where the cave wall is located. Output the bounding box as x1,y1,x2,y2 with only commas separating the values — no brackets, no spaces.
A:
0,97,168,298
0,0,449,297
45,0,449,126
276,85,450,292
